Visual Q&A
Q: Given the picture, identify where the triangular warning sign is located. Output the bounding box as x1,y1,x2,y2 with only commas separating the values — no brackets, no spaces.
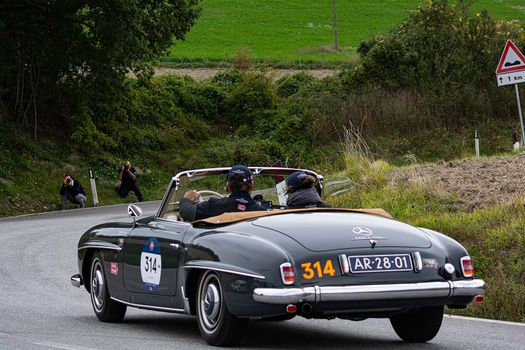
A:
496,40,525,74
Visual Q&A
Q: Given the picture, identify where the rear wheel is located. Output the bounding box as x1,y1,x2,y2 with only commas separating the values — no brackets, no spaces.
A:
90,252,127,322
390,305,444,342
196,271,248,346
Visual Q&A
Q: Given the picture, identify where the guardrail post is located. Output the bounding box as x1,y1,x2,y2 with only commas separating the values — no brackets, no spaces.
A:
474,130,480,157
89,168,99,206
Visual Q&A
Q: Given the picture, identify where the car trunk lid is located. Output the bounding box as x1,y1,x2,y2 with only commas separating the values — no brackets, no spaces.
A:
251,212,431,252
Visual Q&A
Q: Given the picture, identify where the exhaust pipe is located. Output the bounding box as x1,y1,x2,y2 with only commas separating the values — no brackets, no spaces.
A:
301,303,313,315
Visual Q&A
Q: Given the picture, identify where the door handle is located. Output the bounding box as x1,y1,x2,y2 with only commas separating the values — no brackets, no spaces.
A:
149,222,166,230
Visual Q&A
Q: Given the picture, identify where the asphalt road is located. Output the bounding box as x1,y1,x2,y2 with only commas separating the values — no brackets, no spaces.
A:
1,203,524,350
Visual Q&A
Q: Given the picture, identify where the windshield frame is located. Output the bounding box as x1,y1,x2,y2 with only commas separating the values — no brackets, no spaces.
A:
155,167,323,219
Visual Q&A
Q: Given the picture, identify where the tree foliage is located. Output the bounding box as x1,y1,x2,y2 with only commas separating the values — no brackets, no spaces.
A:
341,0,525,122
0,0,201,137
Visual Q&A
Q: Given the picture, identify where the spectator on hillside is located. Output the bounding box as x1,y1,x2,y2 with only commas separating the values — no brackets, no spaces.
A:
60,175,87,210
117,160,143,202
286,171,331,209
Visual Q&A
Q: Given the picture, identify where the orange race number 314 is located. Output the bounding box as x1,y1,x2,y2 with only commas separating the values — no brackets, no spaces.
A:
301,260,336,280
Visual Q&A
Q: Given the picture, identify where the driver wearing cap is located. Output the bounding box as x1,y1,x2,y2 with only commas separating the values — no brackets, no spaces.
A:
179,165,266,221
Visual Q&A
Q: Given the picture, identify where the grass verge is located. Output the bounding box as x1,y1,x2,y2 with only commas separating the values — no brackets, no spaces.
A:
324,152,525,323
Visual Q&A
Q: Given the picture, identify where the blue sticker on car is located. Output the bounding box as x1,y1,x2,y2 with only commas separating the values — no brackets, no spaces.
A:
140,238,162,291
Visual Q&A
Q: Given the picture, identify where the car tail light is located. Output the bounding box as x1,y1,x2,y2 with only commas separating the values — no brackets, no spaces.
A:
461,256,474,277
280,262,295,285
475,295,485,303
286,304,297,313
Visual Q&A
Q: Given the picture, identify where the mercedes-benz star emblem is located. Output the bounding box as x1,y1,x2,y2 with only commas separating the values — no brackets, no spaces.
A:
352,227,373,236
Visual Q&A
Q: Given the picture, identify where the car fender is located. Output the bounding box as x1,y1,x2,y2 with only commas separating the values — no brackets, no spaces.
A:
182,231,293,317
418,227,470,277
186,230,292,284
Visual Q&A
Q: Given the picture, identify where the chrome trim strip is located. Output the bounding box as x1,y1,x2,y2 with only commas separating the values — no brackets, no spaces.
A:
253,279,485,304
183,265,265,280
172,167,321,184
110,297,186,314
70,274,82,288
78,243,122,252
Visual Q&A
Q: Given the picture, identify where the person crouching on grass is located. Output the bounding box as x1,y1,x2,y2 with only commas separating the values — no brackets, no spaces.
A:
60,175,87,210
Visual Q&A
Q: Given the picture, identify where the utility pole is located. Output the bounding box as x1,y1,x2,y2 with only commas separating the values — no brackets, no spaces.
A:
333,0,339,51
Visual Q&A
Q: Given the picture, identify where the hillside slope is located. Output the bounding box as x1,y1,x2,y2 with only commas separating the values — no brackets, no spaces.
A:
392,152,525,210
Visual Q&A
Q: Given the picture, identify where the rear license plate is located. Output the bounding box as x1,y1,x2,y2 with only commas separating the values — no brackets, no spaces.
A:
348,254,413,273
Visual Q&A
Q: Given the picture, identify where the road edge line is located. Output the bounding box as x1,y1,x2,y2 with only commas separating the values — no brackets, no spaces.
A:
445,314,525,327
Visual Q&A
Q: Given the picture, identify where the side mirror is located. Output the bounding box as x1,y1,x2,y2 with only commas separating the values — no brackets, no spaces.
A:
127,204,143,225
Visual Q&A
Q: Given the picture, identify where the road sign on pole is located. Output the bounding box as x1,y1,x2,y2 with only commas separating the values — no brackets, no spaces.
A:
496,40,525,75
495,40,525,147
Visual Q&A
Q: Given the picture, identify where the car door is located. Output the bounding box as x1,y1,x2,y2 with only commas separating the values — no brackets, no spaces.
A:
123,218,190,297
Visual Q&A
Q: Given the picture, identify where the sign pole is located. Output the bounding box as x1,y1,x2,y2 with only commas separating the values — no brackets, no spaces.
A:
514,84,525,147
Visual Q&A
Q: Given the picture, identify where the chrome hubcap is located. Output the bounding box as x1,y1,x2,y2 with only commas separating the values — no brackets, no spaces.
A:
91,261,105,311
200,275,221,330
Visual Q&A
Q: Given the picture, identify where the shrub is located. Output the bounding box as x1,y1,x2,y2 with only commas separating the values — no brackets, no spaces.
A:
342,0,525,123
276,72,315,98
232,47,253,71
224,72,277,131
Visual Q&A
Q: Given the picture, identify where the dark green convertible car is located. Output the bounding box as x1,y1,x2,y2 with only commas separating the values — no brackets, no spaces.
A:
71,167,485,346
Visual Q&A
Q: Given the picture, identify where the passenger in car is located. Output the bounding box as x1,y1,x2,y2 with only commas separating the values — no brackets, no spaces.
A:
286,171,331,209
179,165,266,221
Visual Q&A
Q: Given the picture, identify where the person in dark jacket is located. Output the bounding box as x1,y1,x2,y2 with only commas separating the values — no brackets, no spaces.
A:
179,165,265,221
117,160,143,202
286,171,331,209
60,175,87,210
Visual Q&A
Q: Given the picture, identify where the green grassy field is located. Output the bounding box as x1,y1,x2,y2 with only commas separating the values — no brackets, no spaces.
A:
167,0,525,65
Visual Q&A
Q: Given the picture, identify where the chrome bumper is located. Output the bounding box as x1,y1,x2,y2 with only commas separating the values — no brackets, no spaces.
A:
70,274,83,288
253,279,485,304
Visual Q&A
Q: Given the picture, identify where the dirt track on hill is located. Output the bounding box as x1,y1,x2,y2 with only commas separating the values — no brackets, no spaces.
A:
391,152,525,210
154,68,337,80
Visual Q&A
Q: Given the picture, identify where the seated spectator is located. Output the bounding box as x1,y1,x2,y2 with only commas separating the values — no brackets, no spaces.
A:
179,165,265,221
60,175,87,210
286,171,331,209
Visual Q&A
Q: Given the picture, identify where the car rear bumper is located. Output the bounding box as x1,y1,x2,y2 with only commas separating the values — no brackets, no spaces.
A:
253,279,485,304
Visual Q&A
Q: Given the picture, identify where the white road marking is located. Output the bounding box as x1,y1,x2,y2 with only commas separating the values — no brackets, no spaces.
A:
32,341,100,350
445,314,525,327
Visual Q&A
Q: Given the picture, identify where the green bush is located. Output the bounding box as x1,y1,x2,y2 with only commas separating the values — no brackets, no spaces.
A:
224,72,277,131
342,0,525,122
276,72,315,98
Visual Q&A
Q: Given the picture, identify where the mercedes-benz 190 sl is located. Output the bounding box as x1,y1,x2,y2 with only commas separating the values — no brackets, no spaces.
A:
71,167,485,346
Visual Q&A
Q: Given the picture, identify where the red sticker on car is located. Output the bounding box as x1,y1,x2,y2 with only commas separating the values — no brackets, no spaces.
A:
237,204,246,211
110,262,119,275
